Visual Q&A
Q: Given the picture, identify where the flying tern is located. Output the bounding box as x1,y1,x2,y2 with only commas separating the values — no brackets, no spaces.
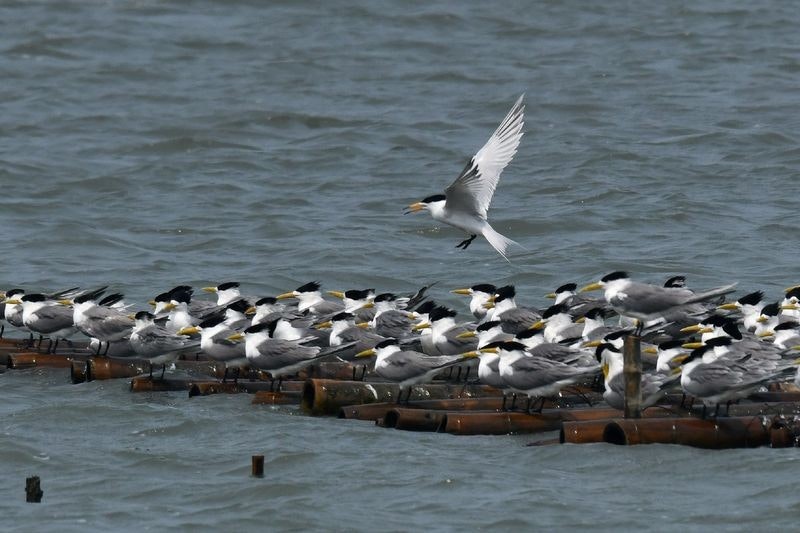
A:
404,95,525,260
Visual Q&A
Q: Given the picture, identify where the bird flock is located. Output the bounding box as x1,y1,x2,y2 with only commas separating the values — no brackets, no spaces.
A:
3,272,800,417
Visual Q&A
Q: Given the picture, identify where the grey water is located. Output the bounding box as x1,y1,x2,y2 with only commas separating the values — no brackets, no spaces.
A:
1,0,799,530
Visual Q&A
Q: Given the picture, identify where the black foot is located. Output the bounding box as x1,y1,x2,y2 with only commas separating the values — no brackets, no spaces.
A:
455,234,477,250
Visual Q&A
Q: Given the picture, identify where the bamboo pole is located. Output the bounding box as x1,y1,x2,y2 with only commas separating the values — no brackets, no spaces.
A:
86,358,150,381
297,361,374,381
337,393,605,422
251,390,302,405
603,417,771,448
130,376,194,392
7,352,85,369
441,407,626,436
301,379,501,416
339,397,506,420
71,361,88,383
623,335,642,419
561,406,800,447
379,408,447,431
189,380,305,397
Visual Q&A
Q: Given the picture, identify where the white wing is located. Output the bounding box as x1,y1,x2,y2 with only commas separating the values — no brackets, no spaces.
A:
445,94,525,219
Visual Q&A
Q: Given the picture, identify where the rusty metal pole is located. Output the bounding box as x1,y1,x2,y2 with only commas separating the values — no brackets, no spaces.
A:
623,335,642,419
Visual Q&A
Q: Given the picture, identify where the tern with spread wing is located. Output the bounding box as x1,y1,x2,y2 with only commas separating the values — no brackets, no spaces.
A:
404,95,525,260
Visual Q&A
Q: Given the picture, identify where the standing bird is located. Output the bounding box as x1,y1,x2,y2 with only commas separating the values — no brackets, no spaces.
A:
404,95,525,261
580,272,737,335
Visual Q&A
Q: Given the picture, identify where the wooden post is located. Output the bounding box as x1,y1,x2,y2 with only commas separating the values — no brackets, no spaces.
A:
623,335,642,419
26,476,42,502
251,455,264,477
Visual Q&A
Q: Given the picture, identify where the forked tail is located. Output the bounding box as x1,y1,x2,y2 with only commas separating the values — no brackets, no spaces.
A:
482,224,519,262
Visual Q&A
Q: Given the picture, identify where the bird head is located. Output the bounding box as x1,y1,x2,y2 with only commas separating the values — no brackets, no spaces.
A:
404,194,445,215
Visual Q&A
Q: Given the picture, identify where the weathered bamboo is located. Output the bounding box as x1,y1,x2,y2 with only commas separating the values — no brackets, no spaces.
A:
623,335,642,419
251,390,302,405
297,361,374,381
7,352,85,369
338,403,401,421
301,379,501,416
442,407,627,436
749,391,800,403
86,358,150,381
561,402,800,445
189,380,305,397
173,360,230,379
71,361,88,383
561,419,612,444
339,398,505,420
380,408,447,431
562,412,800,448
337,394,606,422
130,376,194,392
603,417,773,448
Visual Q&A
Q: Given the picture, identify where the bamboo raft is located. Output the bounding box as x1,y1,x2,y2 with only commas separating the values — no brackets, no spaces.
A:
3,335,800,449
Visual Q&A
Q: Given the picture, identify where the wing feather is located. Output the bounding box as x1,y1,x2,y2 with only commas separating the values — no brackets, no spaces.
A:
445,95,525,219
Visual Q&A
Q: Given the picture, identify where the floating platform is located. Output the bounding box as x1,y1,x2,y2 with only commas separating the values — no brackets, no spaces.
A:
4,333,800,449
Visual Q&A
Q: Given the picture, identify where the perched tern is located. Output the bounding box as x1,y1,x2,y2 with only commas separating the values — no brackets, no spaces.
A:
484,285,541,334
404,95,525,260
130,311,200,373
18,293,77,352
451,283,496,321
596,343,676,410
202,281,246,307
356,338,478,402
580,271,737,334
676,345,790,417
489,340,600,412
276,281,342,315
232,322,350,388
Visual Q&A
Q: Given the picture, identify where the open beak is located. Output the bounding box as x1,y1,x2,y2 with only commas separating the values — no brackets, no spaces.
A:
403,202,425,215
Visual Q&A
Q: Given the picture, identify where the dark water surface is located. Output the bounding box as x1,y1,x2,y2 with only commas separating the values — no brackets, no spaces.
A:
2,1,800,530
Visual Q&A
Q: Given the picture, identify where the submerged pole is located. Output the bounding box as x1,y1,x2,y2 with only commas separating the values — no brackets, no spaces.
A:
623,335,642,419
251,455,264,477
26,476,43,503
